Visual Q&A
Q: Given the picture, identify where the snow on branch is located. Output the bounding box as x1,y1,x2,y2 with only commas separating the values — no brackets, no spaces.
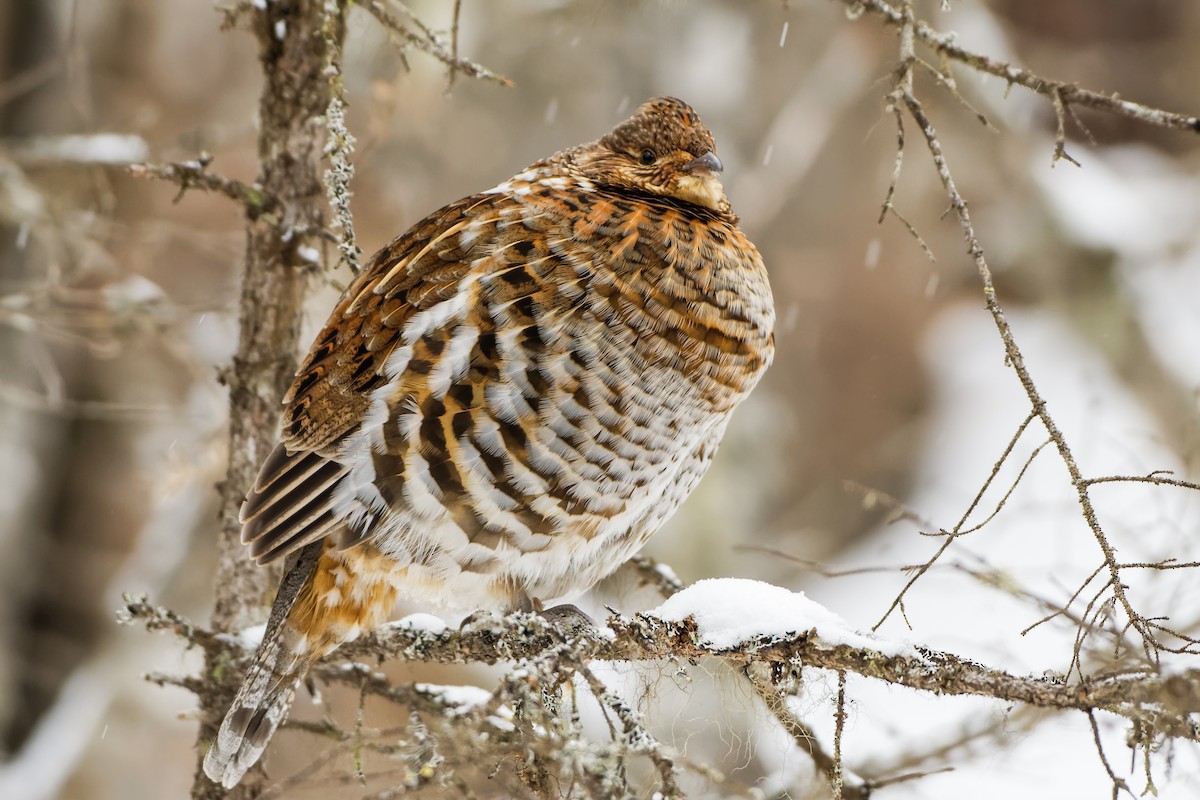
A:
122,573,1200,751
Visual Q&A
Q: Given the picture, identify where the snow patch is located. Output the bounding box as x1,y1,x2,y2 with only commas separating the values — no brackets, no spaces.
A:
238,624,266,650
653,561,680,585
296,244,321,265
18,133,149,165
383,613,447,635
415,683,491,712
649,578,914,657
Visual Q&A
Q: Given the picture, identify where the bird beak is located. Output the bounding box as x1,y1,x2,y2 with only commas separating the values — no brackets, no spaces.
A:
682,152,724,176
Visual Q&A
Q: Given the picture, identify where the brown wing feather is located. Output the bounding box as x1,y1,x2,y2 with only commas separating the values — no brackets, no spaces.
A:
241,174,773,567
281,193,500,453
240,447,344,564
241,193,505,564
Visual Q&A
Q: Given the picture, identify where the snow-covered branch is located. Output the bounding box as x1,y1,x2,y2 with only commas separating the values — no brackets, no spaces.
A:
123,572,1200,793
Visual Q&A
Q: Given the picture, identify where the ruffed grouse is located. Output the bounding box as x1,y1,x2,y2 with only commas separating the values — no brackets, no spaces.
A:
204,96,775,787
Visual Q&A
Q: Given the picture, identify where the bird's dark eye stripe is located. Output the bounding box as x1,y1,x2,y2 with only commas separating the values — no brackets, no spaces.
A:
640,149,656,165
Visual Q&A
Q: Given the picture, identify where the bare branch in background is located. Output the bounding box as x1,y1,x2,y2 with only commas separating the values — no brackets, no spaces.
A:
1084,472,1200,493
850,0,1200,669
871,409,1041,631
166,2,511,797
745,663,871,800
195,3,350,798
129,156,277,217
355,0,513,87
838,0,1200,133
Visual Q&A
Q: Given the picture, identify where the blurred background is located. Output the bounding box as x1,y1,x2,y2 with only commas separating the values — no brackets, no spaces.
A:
1,0,1199,797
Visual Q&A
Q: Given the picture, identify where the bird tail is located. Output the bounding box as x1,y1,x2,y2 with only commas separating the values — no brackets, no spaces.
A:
203,539,402,787
203,637,304,788
203,542,323,789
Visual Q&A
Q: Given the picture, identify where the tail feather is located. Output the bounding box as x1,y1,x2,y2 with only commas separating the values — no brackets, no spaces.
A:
203,541,323,788
203,653,302,788
203,538,400,787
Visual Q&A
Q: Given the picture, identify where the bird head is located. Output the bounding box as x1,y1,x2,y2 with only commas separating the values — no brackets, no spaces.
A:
575,97,733,217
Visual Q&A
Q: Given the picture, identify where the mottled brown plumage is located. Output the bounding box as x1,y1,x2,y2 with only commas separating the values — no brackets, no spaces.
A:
204,96,775,787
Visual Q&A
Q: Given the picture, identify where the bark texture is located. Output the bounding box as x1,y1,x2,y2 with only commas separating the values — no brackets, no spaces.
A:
200,2,345,797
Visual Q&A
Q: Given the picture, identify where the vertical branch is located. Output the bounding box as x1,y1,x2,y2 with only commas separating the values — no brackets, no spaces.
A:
214,0,343,638
446,0,463,91
832,670,848,800
321,0,362,275
200,1,347,798
743,664,869,800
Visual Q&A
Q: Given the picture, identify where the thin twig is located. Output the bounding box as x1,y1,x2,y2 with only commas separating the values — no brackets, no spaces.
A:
1084,473,1200,493
832,670,848,800
743,665,870,800
1086,710,1134,800
733,544,922,579
1051,88,1082,167
576,663,681,799
446,0,463,91
954,436,1052,537
874,411,1038,630
355,0,512,87
876,3,935,261
897,78,1159,661
839,0,1200,133
914,56,993,129
129,156,276,215
844,479,939,530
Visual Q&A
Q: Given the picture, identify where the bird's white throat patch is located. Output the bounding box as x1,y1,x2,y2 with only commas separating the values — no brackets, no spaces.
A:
673,174,726,211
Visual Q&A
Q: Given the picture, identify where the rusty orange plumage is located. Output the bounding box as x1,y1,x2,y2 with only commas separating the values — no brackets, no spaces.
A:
204,97,775,787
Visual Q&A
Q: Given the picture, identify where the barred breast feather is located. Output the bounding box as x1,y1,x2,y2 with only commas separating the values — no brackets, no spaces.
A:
240,167,773,611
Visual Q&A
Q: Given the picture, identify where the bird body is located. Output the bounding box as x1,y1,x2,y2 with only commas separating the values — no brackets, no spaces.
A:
204,97,775,787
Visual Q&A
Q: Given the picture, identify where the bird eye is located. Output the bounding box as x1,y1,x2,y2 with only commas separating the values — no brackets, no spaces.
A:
639,149,656,165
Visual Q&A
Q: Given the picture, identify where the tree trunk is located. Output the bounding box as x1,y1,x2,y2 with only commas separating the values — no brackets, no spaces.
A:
196,2,344,797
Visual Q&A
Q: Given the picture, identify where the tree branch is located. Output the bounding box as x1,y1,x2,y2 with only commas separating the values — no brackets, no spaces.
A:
839,0,1200,133
123,594,1200,750
353,0,513,87
128,155,277,216
860,0,1193,666
198,2,348,797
